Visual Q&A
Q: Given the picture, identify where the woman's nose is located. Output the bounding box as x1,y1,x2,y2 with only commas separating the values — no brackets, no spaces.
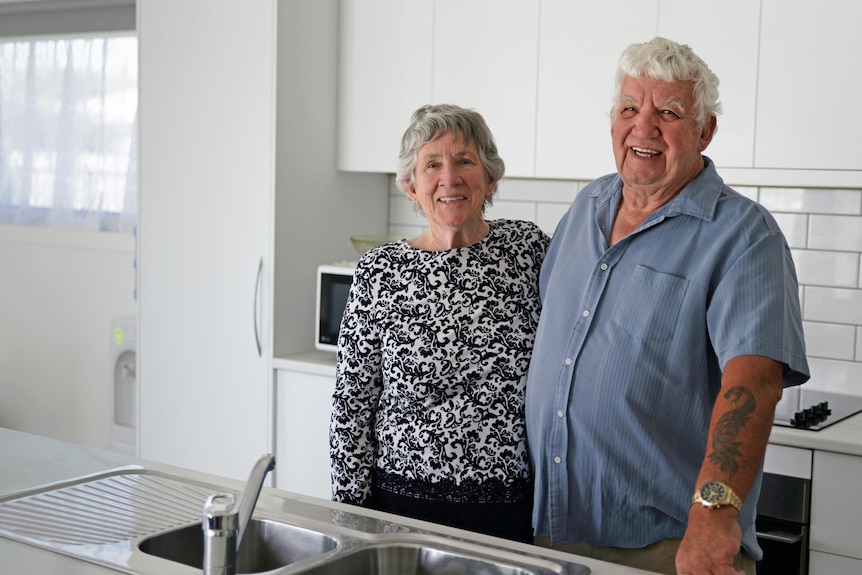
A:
438,164,462,186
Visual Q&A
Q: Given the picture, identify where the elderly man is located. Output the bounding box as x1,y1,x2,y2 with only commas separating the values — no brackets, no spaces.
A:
526,37,809,575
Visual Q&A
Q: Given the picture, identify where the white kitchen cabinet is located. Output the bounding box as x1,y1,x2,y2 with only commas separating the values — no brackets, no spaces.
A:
535,0,657,180
756,0,862,171
809,550,862,575
275,356,337,500
138,1,389,482
336,0,433,173
657,0,760,170
138,0,277,481
433,0,539,178
809,451,862,565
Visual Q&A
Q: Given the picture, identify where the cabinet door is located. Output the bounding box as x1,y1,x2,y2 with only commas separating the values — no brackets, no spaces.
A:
810,451,862,559
336,0,433,173
809,550,862,575
275,369,336,500
756,0,862,170
536,0,658,180
138,0,276,481
658,0,760,169
433,0,539,178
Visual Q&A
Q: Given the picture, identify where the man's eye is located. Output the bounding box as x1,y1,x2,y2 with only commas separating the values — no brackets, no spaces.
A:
661,109,680,118
620,107,636,117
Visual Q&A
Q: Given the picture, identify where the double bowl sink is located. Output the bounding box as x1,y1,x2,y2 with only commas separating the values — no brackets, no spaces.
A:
0,468,590,575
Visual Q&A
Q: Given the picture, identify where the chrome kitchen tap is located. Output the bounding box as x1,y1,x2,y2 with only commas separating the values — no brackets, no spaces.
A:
203,454,275,575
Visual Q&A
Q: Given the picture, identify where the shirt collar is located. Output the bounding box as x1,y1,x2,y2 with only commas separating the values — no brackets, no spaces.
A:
590,156,724,223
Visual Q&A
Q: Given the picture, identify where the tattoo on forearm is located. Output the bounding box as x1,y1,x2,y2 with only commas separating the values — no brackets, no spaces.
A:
708,386,756,479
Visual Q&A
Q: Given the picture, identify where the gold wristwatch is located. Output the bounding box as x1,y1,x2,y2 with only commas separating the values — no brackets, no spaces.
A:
691,481,742,511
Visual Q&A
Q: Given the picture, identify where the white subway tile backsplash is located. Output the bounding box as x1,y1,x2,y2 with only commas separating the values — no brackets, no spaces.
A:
809,215,862,252
759,188,862,215
485,200,537,223
791,249,860,288
773,213,808,248
385,178,862,390
388,194,425,227
804,357,862,396
498,178,579,203
389,224,425,239
803,321,856,361
536,203,570,236
804,286,862,325
734,186,759,201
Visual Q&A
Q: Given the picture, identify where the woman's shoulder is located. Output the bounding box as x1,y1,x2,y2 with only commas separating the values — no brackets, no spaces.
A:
489,219,550,244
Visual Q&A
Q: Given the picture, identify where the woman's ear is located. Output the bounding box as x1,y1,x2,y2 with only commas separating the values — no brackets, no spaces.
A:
401,180,418,203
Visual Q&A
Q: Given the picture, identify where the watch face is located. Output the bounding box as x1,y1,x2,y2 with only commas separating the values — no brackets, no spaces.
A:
701,481,727,504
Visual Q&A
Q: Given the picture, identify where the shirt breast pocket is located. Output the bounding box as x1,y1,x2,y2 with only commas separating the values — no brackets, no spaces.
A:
612,265,688,340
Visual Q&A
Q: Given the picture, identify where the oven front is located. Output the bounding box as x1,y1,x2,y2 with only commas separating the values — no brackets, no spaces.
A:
756,470,810,574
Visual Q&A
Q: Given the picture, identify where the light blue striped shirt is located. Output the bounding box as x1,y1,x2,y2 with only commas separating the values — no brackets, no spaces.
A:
525,158,809,559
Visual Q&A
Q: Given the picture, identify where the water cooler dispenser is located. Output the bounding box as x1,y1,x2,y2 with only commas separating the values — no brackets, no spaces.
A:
109,315,137,454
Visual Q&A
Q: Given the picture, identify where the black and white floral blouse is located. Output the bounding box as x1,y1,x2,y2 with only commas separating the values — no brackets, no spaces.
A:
330,219,550,506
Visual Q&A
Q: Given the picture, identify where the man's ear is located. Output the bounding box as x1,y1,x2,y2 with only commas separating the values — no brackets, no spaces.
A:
699,116,718,152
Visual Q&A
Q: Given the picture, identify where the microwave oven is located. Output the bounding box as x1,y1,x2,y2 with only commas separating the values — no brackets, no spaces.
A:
315,263,355,352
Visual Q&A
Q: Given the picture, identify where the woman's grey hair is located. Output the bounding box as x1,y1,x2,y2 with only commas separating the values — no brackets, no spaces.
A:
612,37,722,129
396,104,505,212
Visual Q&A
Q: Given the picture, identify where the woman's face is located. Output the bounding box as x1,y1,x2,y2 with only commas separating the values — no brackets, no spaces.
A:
406,131,493,232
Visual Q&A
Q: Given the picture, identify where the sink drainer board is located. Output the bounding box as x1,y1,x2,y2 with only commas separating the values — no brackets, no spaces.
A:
0,468,215,545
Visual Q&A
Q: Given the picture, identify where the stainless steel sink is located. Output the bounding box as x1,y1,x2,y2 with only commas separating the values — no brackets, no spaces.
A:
0,466,590,575
292,541,573,575
139,517,338,573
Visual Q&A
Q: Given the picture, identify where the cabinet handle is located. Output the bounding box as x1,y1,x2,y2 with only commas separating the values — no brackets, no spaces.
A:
756,530,803,544
253,258,263,357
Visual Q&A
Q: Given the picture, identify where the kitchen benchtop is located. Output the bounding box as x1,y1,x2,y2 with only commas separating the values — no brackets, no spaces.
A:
768,410,862,457
0,428,655,575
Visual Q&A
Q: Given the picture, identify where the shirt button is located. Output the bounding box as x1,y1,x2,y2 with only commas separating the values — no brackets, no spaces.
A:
600,262,608,270
582,310,590,317
554,456,562,464
564,357,572,365
557,410,564,418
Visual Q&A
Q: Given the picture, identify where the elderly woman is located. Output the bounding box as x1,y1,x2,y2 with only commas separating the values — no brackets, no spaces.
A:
330,104,549,542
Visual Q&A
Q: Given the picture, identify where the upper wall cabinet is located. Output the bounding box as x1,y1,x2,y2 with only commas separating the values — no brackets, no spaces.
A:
433,0,540,178
337,0,433,173
339,0,862,182
658,0,760,170
536,0,658,180
756,0,862,171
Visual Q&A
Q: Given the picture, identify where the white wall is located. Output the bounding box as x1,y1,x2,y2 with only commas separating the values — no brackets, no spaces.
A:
0,225,136,448
273,0,388,357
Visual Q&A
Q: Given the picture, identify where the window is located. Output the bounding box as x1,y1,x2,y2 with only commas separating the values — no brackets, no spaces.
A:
0,32,137,232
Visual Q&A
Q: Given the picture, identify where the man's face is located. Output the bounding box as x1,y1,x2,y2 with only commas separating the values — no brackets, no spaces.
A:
611,75,715,196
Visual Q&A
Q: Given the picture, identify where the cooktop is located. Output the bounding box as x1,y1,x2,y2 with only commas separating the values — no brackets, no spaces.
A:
773,387,862,431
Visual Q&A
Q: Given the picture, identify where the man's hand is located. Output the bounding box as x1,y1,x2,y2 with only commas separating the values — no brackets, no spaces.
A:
676,505,744,575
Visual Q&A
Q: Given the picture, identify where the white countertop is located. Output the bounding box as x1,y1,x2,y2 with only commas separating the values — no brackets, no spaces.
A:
768,410,862,457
